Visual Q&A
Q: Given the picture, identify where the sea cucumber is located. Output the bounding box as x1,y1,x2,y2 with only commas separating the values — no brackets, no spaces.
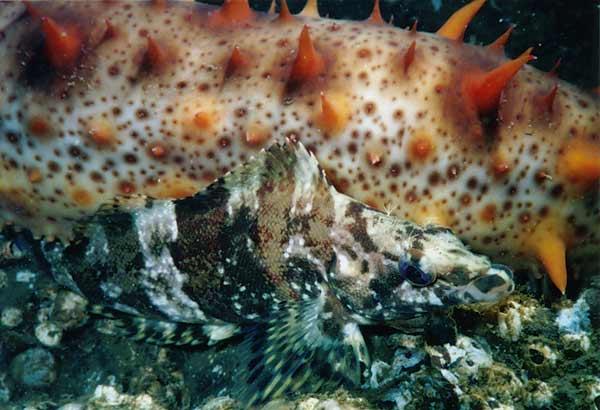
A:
0,0,598,292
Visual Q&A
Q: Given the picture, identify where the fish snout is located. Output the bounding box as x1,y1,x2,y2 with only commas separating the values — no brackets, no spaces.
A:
471,264,515,302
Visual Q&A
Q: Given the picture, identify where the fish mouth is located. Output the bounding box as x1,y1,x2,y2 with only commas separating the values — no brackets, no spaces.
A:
452,263,515,304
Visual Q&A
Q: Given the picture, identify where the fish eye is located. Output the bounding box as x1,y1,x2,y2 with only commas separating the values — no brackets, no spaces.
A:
399,260,436,286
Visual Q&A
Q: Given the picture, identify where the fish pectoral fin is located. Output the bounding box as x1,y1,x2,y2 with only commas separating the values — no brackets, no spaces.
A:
91,305,239,347
236,292,370,406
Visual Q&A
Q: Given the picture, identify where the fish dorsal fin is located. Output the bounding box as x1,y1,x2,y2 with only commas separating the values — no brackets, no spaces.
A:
220,139,327,193
236,286,370,406
178,140,333,218
96,194,149,213
86,141,327,223
71,194,150,237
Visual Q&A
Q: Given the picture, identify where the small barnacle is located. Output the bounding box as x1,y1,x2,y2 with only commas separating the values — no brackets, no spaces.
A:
523,380,554,409
523,342,558,378
497,299,538,341
479,364,524,402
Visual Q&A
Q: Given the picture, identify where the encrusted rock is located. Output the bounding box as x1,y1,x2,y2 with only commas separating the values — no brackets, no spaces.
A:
34,322,63,347
9,347,56,388
50,290,88,330
0,372,12,404
587,377,600,409
427,336,493,377
523,380,553,409
0,269,7,288
197,396,239,410
1,307,23,328
57,404,86,410
87,384,167,410
368,360,392,389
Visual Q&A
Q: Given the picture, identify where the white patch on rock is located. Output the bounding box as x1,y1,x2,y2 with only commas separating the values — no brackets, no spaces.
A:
392,346,426,371
90,384,165,409
16,270,36,286
439,369,463,396
427,336,493,377
556,297,592,351
57,404,85,410
368,360,391,389
387,388,412,410
197,396,237,410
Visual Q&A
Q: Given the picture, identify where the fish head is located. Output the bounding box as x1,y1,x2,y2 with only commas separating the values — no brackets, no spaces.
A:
328,206,514,321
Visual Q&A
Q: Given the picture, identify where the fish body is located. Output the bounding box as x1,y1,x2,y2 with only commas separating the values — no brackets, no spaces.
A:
0,0,598,291
41,141,513,404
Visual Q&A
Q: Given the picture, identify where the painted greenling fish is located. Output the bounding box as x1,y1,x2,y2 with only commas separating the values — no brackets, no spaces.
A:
39,141,514,404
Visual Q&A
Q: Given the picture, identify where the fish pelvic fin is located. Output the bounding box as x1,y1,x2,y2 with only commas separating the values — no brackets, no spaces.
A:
236,287,370,406
91,305,239,347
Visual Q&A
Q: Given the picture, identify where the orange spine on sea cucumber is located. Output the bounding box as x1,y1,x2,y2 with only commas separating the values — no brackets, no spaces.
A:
208,0,254,28
463,47,534,113
487,25,515,52
152,0,168,11
559,137,600,185
277,0,294,22
403,41,416,74
539,84,559,114
289,26,325,84
103,19,117,39
367,0,384,25
301,0,319,17
549,58,562,77
526,219,568,294
40,17,82,69
410,20,418,34
437,0,486,41
226,46,249,77
144,37,169,70
24,1,41,18
317,92,349,135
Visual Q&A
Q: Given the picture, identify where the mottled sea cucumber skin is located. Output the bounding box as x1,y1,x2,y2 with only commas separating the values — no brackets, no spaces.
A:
0,1,598,279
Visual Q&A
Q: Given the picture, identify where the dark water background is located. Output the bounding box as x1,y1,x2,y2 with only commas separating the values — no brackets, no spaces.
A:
204,0,600,90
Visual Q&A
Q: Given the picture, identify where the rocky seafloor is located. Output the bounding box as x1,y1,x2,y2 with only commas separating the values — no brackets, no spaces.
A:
0,228,599,410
